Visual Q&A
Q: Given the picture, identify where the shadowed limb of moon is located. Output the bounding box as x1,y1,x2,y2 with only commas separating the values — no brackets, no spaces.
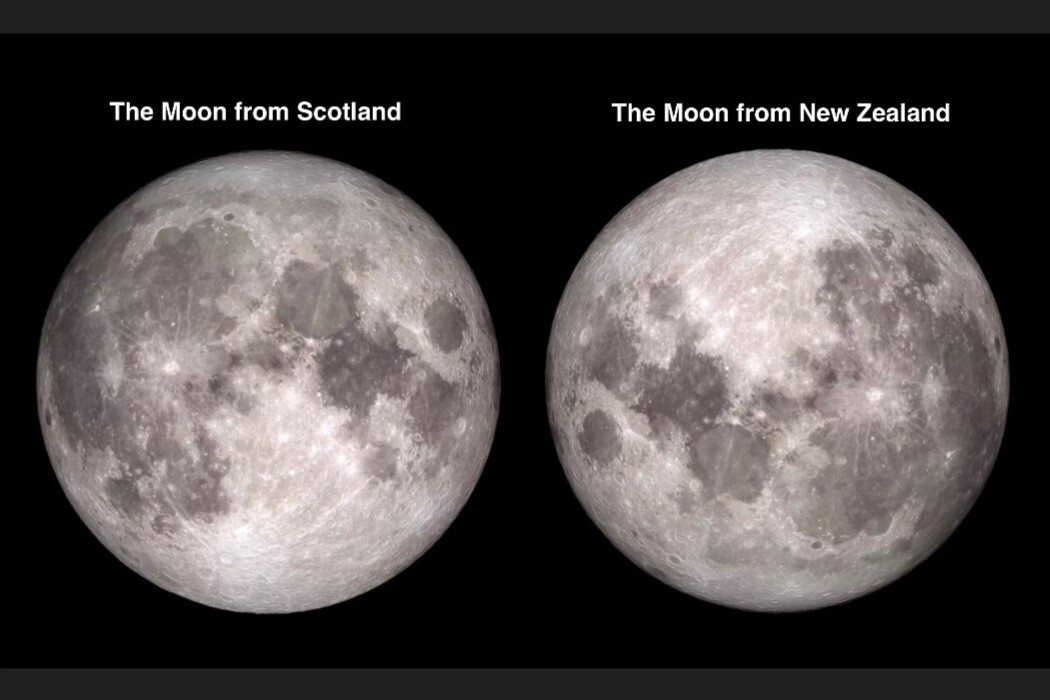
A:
546,149,1008,612
37,151,500,613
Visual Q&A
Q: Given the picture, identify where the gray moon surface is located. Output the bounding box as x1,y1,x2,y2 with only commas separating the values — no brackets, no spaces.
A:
37,151,500,613
546,149,1008,611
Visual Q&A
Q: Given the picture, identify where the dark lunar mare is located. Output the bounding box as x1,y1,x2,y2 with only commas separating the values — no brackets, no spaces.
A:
44,208,484,529
794,228,1002,547
558,222,1003,556
565,284,774,505
546,150,1008,611
38,152,502,613
43,213,268,533
424,298,468,353
275,256,474,482
578,410,622,465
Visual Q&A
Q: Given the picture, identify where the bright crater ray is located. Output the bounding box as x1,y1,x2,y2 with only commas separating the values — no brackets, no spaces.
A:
546,149,1008,612
37,151,500,613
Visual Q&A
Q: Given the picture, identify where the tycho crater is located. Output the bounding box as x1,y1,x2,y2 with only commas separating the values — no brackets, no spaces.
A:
37,151,500,613
546,149,1008,611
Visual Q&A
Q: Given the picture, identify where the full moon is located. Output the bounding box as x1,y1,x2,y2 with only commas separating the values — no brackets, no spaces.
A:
546,150,1008,611
37,151,500,613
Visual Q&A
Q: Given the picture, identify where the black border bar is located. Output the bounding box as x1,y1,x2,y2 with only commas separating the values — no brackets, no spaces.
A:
2,669,1048,696
3,2,1050,33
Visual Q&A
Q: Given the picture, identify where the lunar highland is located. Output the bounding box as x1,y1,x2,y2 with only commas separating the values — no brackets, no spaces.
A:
546,149,1008,611
37,151,500,613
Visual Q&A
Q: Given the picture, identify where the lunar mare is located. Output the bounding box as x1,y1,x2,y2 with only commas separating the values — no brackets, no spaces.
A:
546,150,1008,611
37,151,500,613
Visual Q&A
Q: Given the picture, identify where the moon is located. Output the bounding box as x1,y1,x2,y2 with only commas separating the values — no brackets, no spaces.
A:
546,150,1008,611
37,151,500,613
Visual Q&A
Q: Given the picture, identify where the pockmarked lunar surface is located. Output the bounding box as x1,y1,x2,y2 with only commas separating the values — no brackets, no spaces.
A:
546,150,1008,611
37,151,500,613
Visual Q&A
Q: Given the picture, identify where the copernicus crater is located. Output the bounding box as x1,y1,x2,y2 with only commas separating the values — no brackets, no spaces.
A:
546,149,1008,611
37,151,500,613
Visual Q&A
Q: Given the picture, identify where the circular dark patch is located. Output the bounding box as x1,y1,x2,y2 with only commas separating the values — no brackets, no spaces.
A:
811,541,823,550
578,409,622,465
223,213,235,221
44,408,52,427
424,299,468,353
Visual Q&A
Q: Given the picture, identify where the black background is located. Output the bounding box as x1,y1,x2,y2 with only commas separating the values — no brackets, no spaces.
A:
7,36,1045,667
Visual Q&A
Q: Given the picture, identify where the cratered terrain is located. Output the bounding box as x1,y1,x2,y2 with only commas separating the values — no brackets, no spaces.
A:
37,151,500,613
546,149,1008,611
